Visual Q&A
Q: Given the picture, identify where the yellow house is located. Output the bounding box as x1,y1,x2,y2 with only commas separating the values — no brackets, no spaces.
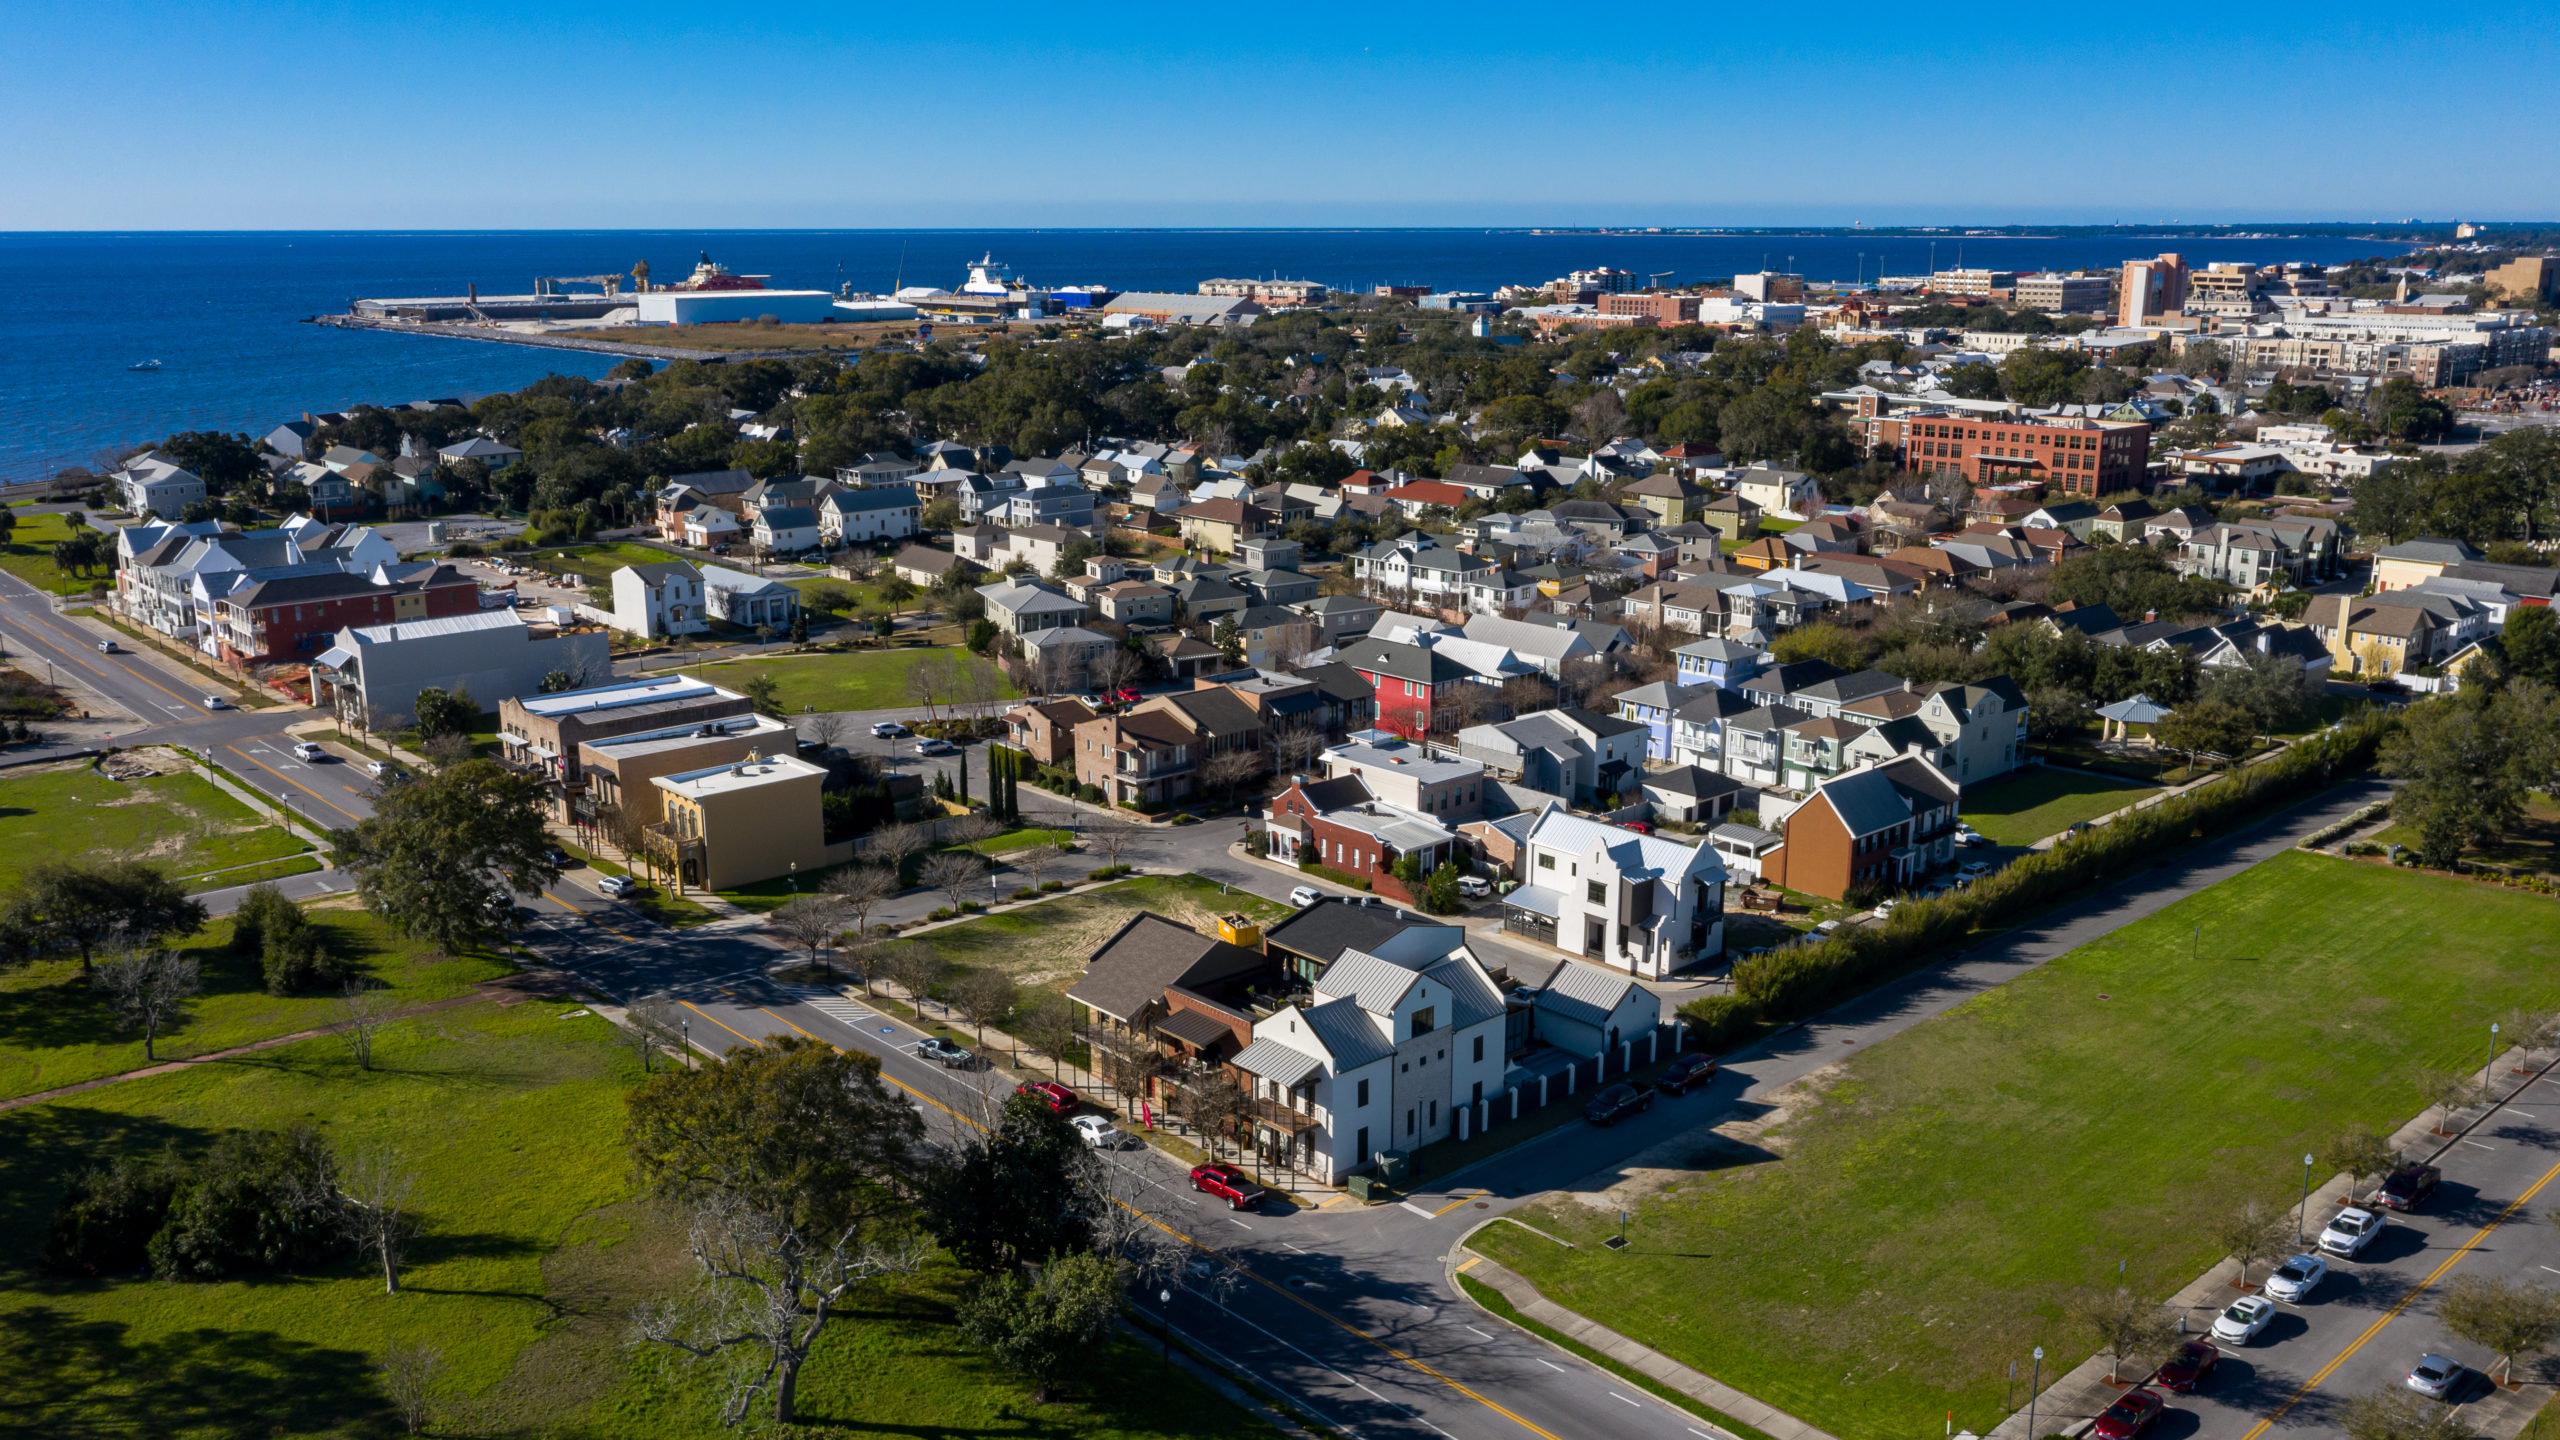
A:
2369,538,2481,594
651,753,829,891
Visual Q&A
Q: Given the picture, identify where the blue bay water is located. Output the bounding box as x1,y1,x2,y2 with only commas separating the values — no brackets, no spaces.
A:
0,229,2407,480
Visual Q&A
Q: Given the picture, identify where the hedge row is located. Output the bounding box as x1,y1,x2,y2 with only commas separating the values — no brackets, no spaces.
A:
1682,712,2396,1050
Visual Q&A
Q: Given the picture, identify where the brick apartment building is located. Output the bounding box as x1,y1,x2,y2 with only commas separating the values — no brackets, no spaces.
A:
1900,413,2150,498
213,565,481,665
1600,293,1702,325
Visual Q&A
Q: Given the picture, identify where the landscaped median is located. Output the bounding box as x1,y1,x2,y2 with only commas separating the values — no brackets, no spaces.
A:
1473,846,2560,1438
1683,711,2395,1051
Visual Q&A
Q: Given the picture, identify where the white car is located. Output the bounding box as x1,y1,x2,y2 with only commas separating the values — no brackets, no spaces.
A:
366,759,388,777
292,741,325,762
1957,861,1995,883
1873,897,1899,918
2406,1353,2461,1399
913,737,957,757
1071,1114,1135,1150
1455,875,1491,898
597,874,638,898
1954,825,1989,848
2264,1253,2328,1303
1288,885,1323,908
2212,1295,2276,1344
2318,1207,2383,1259
202,694,232,710
870,721,908,739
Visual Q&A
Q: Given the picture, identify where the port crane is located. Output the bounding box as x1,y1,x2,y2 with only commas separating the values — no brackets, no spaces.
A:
530,274,627,298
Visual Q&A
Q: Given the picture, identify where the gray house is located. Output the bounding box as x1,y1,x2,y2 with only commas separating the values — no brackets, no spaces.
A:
314,609,610,727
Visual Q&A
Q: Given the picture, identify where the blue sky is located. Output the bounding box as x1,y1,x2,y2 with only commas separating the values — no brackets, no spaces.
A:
3,0,2553,229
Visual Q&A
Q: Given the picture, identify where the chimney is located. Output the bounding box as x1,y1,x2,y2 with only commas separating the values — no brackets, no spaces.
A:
2144,609,2158,624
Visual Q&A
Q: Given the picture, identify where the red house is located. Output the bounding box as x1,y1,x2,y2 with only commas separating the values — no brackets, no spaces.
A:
1341,638,1474,740
214,566,482,666
1260,772,1460,896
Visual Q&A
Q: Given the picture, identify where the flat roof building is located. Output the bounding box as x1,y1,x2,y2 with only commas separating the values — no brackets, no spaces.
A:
652,754,829,892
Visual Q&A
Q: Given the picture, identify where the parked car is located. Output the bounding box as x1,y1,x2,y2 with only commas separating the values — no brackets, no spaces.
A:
202,695,232,710
2154,1339,2219,1394
1584,1083,1653,1127
366,759,389,777
544,847,576,868
870,721,909,738
292,741,325,762
1618,820,1652,835
598,874,639,898
913,737,958,757
1112,687,1141,705
1071,1115,1135,1150
1077,693,1106,709
2318,1207,2384,1258
96,639,118,653
1015,1080,1077,1114
2091,1387,2164,1440
1873,897,1899,918
1957,861,1995,883
1288,885,1323,907
916,1037,975,1068
2212,1295,2276,1345
2406,1353,2462,1399
1954,825,1989,848
1454,875,1492,899
1658,1052,1719,1096
1190,1163,1265,1209
2377,1162,2441,1211
2264,1254,2328,1303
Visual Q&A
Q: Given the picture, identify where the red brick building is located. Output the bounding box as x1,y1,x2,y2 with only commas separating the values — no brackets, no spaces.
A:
1600,292,1701,324
214,566,482,666
1899,412,2150,497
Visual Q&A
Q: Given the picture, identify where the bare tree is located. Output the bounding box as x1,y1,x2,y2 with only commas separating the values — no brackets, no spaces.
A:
2325,1128,2400,1203
335,982,397,1072
903,661,945,727
1084,816,1142,871
1088,645,1143,700
626,993,686,1072
1557,654,1612,709
800,713,846,750
1264,620,1318,673
2438,1275,2560,1384
2418,1068,2488,1133
863,821,932,885
94,947,200,1061
2070,1286,2179,1384
2212,1198,2294,1287
2340,1389,2473,1440
940,812,1003,853
1500,673,1555,717
917,850,986,913
1201,748,1264,808
2502,1007,2560,1067
949,967,1019,1047
1439,682,1493,734
878,944,949,1013
1272,721,1326,779
377,1342,443,1437
419,732,475,768
1176,1070,1251,1163
820,864,898,934
1015,832,1070,891
1016,992,1080,1082
766,895,850,969
341,1146,420,1294
633,1191,928,1427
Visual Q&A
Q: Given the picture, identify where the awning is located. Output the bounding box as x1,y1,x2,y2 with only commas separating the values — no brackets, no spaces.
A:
311,646,355,672
1503,884,1564,919
1156,1007,1237,1052
1232,1037,1324,1089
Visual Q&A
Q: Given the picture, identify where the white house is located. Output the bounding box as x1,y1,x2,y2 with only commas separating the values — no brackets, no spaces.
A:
817,485,920,547
113,452,208,519
1231,945,1510,1181
606,561,709,637
683,507,743,550
751,505,822,556
1501,806,1726,979
1730,462,1823,521
699,565,801,630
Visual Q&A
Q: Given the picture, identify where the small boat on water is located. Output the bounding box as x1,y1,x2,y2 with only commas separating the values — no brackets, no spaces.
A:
128,359,162,371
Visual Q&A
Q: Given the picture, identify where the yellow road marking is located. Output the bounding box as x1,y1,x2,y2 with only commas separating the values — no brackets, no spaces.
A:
1431,1189,1489,1217
2238,1151,2560,1439
677,1000,759,1049
1457,1255,1484,1274
224,743,363,824
20,614,198,708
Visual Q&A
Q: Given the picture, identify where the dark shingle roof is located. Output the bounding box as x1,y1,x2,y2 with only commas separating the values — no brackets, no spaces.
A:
1065,913,1266,1024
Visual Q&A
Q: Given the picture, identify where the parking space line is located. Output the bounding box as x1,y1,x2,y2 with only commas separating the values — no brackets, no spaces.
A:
2462,1140,2497,1150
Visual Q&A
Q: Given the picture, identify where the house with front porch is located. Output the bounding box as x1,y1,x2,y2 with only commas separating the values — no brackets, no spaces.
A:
1500,805,1725,979
1761,755,1960,901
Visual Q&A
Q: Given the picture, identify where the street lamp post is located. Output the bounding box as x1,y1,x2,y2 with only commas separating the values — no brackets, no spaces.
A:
788,860,798,897
1158,1288,1173,1369
2491,1020,2502,1079
2026,1347,2044,1440
2299,1152,2317,1242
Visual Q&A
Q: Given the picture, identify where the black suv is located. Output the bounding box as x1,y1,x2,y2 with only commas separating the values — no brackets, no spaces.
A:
1658,1053,1720,1096
1584,1083,1654,1127
2377,1161,2441,1211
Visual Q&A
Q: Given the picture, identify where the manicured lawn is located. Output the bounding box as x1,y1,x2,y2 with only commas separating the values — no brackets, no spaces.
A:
975,826,1076,855
714,826,1083,914
1958,766,2160,848
0,904,511,1102
518,540,688,586
183,853,326,894
0,512,112,596
1471,852,2560,1439
0,987,1275,1439
2373,790,2560,875
0,761,310,892
680,648,1017,714
896,874,1289,997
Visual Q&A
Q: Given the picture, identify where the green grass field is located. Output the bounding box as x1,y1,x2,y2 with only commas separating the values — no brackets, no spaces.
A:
896,874,1289,997
1958,766,2160,848
680,648,1017,714
0,905,511,1102
0,512,112,596
516,541,687,586
0,991,1275,1439
0,761,310,891
1472,852,2560,1438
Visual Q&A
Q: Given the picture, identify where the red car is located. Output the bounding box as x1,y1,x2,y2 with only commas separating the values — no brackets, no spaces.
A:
2091,1387,2164,1440
1619,820,1653,834
1658,1052,1719,1096
2154,1340,2219,1393
1112,687,1141,704
1015,1080,1077,1114
1190,1163,1267,1209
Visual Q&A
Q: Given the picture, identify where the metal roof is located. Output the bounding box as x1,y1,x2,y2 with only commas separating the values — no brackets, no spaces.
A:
1298,996,1394,1071
1535,961,1642,1028
1232,1036,1325,1088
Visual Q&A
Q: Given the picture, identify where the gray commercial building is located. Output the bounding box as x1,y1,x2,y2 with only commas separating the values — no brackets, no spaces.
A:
313,608,611,726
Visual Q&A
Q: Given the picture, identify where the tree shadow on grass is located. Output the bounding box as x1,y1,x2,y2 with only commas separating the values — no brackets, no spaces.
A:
0,1304,393,1438
0,1104,212,1286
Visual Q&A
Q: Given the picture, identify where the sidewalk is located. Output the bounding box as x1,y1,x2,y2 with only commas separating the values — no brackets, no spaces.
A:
1983,1040,2560,1440
1454,1251,1842,1440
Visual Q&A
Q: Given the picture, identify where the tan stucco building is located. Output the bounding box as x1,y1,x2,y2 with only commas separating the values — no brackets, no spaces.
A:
652,754,829,891
576,713,799,829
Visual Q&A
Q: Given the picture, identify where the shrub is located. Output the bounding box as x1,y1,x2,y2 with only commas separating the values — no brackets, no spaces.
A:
1040,880,1066,892
43,1152,184,1276
261,924,341,995
1012,887,1037,900
1680,994,1762,1050
229,882,298,959
147,1127,351,1281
